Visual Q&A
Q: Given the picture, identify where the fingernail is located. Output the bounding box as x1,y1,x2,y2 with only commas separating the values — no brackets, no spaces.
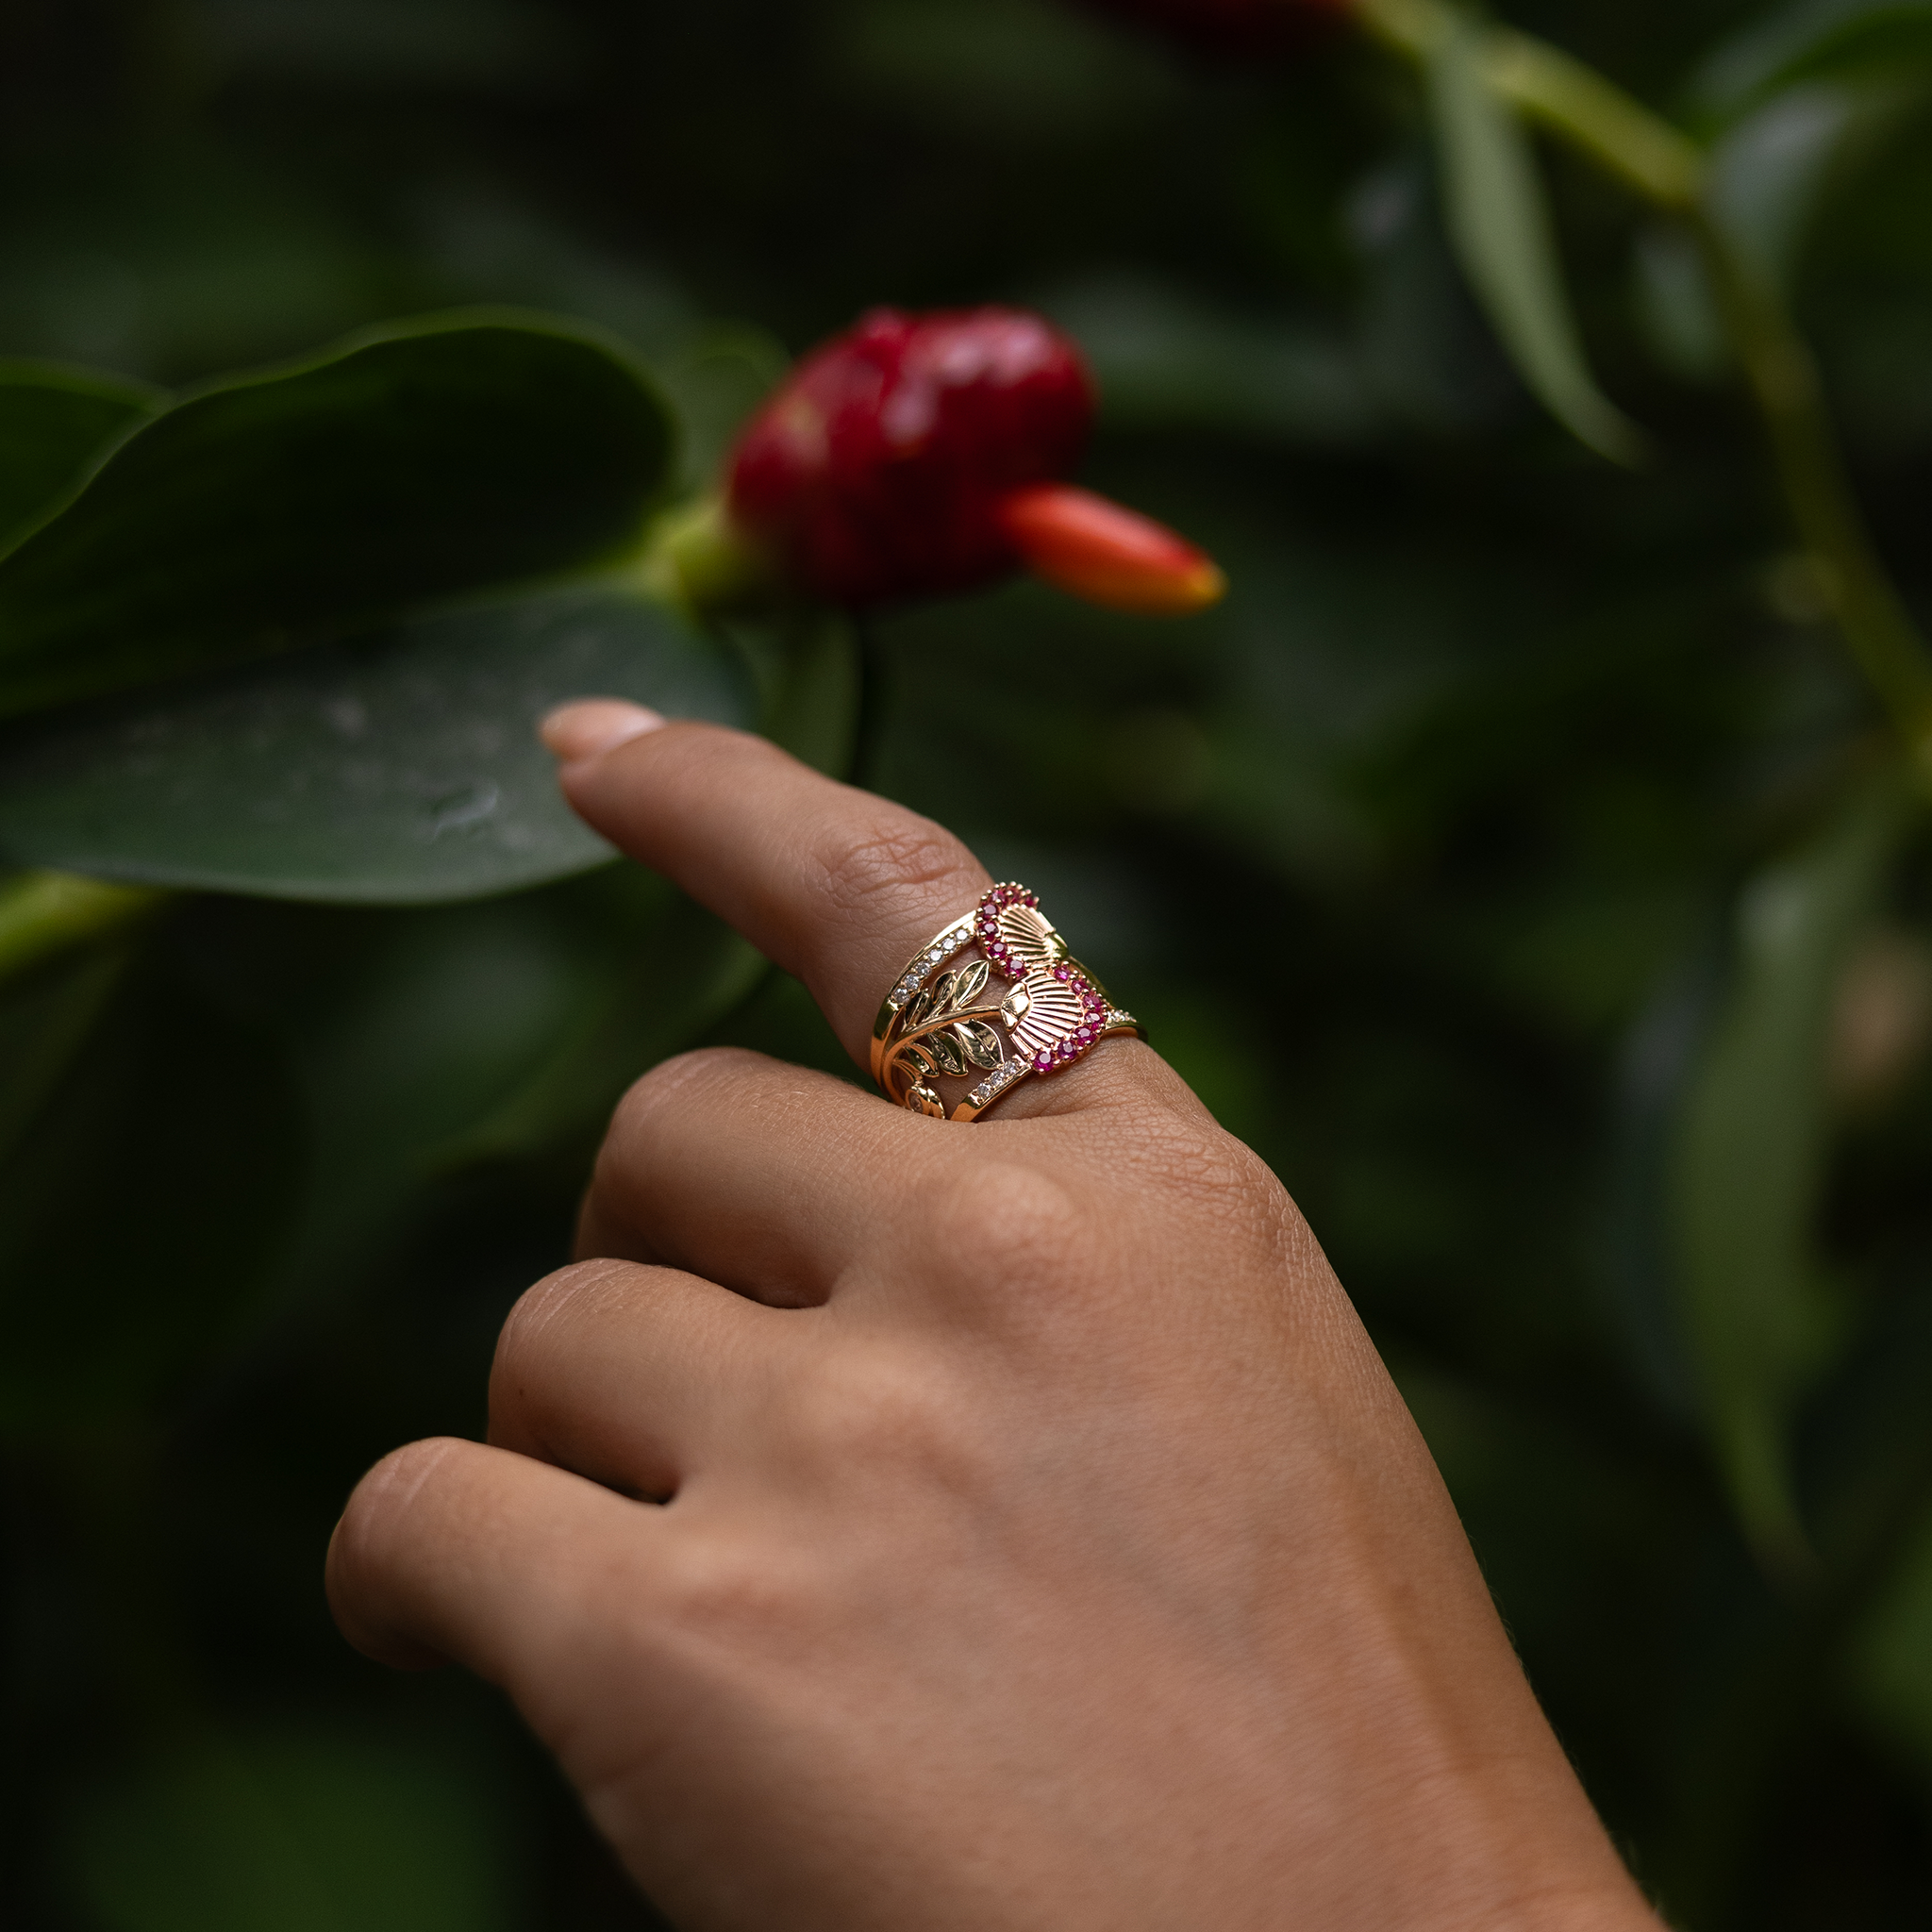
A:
540,699,666,763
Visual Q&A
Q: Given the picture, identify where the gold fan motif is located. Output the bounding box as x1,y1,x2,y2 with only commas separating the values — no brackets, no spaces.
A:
994,902,1071,974
1003,972,1087,1058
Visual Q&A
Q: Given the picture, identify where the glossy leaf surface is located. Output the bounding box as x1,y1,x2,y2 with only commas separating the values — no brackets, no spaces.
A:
0,314,673,720
0,582,756,902
1426,17,1644,464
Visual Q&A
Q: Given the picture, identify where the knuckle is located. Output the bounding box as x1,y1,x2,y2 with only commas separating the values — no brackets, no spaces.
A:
792,1341,986,1491
657,1531,829,1650
1103,1106,1283,1228
813,811,979,931
606,1045,757,1151
593,1049,763,1204
491,1258,632,1397
330,1437,460,1587
925,1159,1095,1301
1147,1117,1270,1208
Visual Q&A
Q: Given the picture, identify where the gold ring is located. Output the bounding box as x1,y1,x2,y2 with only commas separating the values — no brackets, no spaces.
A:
870,883,1144,1121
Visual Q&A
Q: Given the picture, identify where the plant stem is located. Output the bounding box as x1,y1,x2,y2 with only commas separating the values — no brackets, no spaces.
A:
0,870,167,986
636,491,779,618
1353,0,1932,776
1694,227,1932,767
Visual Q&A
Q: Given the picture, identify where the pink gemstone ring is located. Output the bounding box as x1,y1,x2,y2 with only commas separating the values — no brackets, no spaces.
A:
869,883,1144,1120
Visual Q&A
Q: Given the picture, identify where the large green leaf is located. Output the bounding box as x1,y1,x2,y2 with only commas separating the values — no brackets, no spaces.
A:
0,581,756,903
244,870,763,1328
1425,15,1644,465
0,312,674,720
1668,773,1911,1573
0,361,159,551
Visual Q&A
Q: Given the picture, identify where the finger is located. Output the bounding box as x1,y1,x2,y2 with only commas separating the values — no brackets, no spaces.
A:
488,1255,803,1496
547,710,1163,1119
327,1435,658,1687
556,716,984,1060
575,1048,929,1305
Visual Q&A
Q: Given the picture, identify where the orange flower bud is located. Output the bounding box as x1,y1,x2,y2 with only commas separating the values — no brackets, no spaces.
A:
994,484,1226,615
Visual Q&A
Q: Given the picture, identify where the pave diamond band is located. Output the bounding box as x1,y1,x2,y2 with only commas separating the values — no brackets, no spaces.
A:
870,883,1142,1122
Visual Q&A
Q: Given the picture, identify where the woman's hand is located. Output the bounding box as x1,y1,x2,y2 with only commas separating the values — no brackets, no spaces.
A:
326,704,1660,1932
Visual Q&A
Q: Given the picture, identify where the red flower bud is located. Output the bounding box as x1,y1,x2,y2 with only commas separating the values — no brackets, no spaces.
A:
724,306,1226,617
727,306,1093,607
1071,0,1353,58
995,485,1225,615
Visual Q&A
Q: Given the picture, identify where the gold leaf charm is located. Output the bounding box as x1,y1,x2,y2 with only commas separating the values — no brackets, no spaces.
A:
951,959,990,1008
927,1029,968,1077
908,1083,945,1118
958,1021,1003,1069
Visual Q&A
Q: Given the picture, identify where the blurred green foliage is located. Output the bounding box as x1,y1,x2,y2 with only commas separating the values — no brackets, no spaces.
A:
4,1,1932,1926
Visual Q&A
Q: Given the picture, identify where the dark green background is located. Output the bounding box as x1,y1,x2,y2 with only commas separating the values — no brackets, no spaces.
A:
4,2,1932,1926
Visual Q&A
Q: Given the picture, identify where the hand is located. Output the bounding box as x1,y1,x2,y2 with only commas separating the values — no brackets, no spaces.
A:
327,704,1661,1932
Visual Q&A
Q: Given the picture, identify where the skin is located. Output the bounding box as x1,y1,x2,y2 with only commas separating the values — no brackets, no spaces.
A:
327,701,1666,1932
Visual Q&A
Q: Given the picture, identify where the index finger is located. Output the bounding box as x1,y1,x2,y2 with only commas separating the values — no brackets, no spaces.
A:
543,706,1158,1116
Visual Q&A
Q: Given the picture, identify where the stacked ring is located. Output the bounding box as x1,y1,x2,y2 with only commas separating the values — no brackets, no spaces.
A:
870,883,1144,1121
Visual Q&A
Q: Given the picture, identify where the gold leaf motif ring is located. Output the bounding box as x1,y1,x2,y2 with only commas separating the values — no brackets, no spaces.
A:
870,883,1144,1121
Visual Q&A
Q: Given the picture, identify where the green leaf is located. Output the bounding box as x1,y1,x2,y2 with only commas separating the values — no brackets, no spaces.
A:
1668,773,1912,1574
234,870,762,1324
1694,2,1932,117
1425,16,1645,465
0,361,159,550
425,887,764,1172
0,312,674,721
0,582,756,903
60,1724,510,1932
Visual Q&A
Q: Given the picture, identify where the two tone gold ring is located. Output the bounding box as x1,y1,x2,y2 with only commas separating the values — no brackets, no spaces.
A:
870,883,1143,1122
